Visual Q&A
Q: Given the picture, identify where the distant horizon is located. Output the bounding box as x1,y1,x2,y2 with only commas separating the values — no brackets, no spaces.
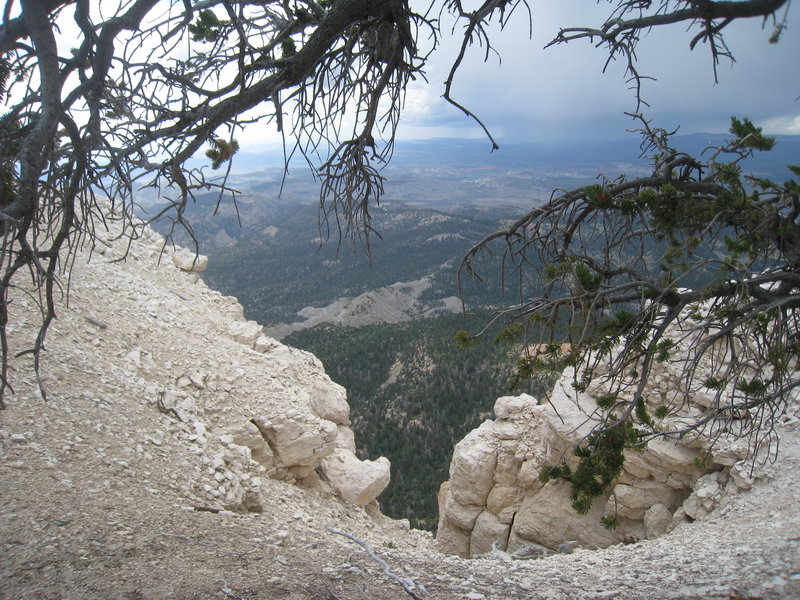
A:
231,128,800,157
228,1,799,151
174,130,800,214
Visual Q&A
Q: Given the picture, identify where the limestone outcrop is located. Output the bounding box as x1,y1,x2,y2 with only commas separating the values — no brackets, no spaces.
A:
437,359,762,556
320,449,392,506
22,204,391,512
162,287,391,511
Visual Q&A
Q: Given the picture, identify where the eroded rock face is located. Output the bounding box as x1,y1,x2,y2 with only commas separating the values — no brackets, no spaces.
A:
182,304,387,510
437,369,759,556
43,207,390,513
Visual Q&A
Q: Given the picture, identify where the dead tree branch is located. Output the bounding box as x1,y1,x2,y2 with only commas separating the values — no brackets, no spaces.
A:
327,528,426,599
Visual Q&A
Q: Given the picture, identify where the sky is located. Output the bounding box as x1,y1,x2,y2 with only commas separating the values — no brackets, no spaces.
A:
38,0,800,153
390,0,800,146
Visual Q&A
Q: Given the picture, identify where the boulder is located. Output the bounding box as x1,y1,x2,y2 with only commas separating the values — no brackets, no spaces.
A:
729,462,754,490
494,394,534,419
643,504,673,538
486,485,521,520
335,425,356,453
436,519,470,557
309,379,350,425
682,473,725,521
216,420,274,468
227,320,263,348
254,334,280,353
442,492,484,530
172,249,208,272
510,481,618,550
251,413,337,477
447,422,497,508
608,481,679,520
319,448,390,506
470,510,510,555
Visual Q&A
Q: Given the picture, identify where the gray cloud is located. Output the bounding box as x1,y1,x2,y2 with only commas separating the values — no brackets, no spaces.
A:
402,0,800,143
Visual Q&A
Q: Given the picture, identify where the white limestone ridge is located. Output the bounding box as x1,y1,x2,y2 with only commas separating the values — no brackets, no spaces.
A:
5,205,390,511
266,274,462,340
437,310,800,557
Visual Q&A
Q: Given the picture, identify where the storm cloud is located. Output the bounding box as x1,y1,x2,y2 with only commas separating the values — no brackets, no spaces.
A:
398,0,800,144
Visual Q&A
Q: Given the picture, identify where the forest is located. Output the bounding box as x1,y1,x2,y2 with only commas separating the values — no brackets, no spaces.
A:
286,311,555,529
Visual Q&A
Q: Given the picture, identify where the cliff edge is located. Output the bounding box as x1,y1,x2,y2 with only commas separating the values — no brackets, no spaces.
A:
1,209,799,599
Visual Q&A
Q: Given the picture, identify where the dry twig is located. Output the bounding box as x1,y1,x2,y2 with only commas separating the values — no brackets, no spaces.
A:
327,528,425,599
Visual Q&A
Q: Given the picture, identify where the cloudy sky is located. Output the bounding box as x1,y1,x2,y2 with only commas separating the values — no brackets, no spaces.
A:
58,0,794,152
394,0,800,144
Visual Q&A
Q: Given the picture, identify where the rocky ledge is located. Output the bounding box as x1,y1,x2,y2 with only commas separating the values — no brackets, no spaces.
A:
437,310,786,556
4,206,390,513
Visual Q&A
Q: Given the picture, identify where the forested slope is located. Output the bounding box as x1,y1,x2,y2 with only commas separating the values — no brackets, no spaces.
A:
201,202,510,326
286,312,555,529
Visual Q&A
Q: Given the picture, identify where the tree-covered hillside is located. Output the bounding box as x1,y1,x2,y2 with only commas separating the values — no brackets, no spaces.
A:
286,312,555,530
202,202,512,325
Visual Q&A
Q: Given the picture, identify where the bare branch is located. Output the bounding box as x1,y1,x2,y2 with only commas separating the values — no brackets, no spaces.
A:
546,0,790,105
327,528,426,599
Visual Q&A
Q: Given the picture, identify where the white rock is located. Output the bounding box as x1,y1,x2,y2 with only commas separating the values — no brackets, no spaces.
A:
252,414,337,476
486,486,521,518
172,250,208,272
254,334,279,353
494,394,536,420
470,510,510,555
609,481,678,520
335,425,356,453
435,519,470,557
442,492,484,530
436,315,769,556
447,422,497,507
227,320,262,348
319,448,390,505
644,504,673,538
511,481,618,550
730,462,754,490
309,379,350,425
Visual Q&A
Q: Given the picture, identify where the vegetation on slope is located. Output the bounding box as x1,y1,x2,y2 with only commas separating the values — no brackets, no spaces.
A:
286,311,555,530
202,202,509,325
